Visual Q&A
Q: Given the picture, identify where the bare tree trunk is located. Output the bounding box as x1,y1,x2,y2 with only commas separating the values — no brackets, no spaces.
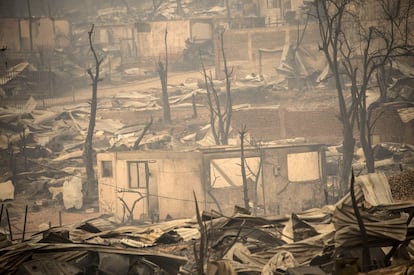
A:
133,117,153,150
316,0,356,194
158,27,171,123
176,0,183,16
200,53,220,144
350,171,371,271
224,0,231,21
193,192,208,275
84,24,104,199
359,105,375,173
317,0,414,179
239,125,249,210
150,0,164,19
192,93,198,118
221,29,233,145
376,63,390,103
252,151,263,216
342,129,356,195
200,29,233,146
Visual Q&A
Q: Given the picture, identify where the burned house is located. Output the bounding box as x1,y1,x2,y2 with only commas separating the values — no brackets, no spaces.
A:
97,143,327,222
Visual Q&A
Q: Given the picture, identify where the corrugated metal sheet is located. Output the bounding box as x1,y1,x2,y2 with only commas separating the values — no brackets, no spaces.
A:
333,172,410,248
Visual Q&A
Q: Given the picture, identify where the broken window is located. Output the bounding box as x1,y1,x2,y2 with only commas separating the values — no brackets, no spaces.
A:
287,152,320,182
128,161,149,189
210,157,260,188
101,161,113,178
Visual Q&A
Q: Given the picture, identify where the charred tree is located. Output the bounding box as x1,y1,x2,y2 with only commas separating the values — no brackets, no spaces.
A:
176,0,184,16
84,24,104,199
200,29,233,145
316,0,414,175
221,29,233,143
375,62,393,103
350,170,371,271
245,138,264,216
118,191,146,224
239,125,249,210
133,117,153,150
354,0,414,173
224,0,231,21
192,93,198,118
315,0,357,193
149,0,164,19
193,192,209,275
157,27,171,123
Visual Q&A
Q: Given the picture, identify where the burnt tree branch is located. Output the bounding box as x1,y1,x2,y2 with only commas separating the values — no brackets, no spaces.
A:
84,24,104,199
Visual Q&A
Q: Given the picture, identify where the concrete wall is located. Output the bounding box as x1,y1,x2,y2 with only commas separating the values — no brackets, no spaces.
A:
261,145,326,214
0,18,71,52
132,20,317,65
202,144,326,216
97,151,204,221
98,144,326,219
131,19,320,72
96,25,134,45
232,106,342,143
372,107,414,145
257,0,290,25
135,20,190,62
156,155,204,219
0,19,21,51
223,27,286,62
54,20,71,48
97,152,118,217
31,17,55,49
204,151,260,214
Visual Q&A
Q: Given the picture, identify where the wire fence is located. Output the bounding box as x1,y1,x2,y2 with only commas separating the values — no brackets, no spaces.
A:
1,93,87,109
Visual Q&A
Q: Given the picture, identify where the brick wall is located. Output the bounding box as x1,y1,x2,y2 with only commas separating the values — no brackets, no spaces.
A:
232,107,282,141
284,108,341,139
232,107,413,145
372,108,414,145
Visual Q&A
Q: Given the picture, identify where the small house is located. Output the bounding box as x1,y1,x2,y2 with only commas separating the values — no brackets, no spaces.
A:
97,143,327,222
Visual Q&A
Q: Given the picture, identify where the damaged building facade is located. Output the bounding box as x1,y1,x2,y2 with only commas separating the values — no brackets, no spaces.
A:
0,17,71,52
97,143,326,221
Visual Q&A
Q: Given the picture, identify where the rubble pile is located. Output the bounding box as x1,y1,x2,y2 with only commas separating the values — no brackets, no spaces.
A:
0,217,196,273
0,96,166,210
0,172,413,274
0,72,275,210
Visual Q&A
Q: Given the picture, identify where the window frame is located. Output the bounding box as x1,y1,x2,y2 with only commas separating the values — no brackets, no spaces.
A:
127,161,149,189
101,161,113,178
209,156,261,188
286,151,321,182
